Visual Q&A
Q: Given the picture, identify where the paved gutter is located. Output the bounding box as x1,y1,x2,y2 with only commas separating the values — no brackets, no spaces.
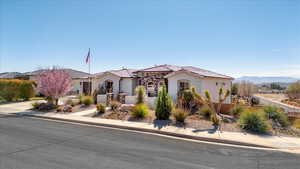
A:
22,113,274,149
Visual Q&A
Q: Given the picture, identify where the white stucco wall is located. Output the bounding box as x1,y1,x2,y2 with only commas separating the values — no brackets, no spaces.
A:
97,94,107,104
167,72,232,103
72,79,81,94
125,96,156,108
201,77,232,103
167,72,202,101
120,78,134,95
30,75,82,95
92,73,120,96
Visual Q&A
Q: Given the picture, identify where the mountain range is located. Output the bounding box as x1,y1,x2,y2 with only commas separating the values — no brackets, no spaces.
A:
234,76,299,84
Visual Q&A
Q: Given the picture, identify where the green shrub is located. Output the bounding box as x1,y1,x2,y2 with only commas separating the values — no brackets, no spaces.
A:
210,113,219,126
173,108,188,123
0,79,21,101
96,104,106,114
155,85,173,120
83,96,93,106
199,105,212,119
263,106,289,127
32,102,41,109
286,81,300,99
135,86,146,104
0,96,5,102
19,82,35,101
0,79,35,102
230,105,244,117
110,101,121,111
293,119,300,129
78,94,84,104
131,104,149,119
239,110,269,133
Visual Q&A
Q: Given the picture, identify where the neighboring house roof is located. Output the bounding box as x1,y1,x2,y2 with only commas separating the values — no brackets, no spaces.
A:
23,69,91,79
134,64,182,72
0,72,22,79
94,69,137,78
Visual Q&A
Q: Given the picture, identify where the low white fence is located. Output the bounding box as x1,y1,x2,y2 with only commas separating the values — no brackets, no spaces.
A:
254,95,300,113
125,96,157,108
125,96,136,104
97,94,157,108
145,97,157,108
97,95,107,104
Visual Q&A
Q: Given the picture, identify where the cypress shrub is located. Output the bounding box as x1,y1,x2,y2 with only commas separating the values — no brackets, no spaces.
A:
155,85,173,120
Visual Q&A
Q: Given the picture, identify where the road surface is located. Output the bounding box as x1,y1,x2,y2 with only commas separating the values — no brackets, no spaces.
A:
0,114,299,169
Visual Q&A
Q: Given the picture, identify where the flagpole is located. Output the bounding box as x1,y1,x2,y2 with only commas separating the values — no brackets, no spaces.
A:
88,48,91,95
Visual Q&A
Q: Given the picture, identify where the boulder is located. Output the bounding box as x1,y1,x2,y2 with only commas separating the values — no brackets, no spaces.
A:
119,104,135,112
63,105,73,112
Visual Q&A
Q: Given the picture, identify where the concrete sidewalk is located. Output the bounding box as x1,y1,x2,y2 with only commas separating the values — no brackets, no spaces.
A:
26,111,300,153
1,101,300,154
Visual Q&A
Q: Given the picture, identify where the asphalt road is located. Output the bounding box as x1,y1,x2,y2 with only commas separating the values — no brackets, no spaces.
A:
0,114,299,169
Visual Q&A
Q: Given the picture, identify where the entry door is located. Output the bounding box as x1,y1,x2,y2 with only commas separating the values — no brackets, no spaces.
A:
82,82,91,95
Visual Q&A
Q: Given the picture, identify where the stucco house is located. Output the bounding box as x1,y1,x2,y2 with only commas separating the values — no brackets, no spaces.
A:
21,69,91,95
91,65,233,104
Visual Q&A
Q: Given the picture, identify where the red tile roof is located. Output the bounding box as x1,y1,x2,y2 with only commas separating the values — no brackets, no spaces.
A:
134,64,182,72
93,65,233,79
94,69,136,78
181,66,233,79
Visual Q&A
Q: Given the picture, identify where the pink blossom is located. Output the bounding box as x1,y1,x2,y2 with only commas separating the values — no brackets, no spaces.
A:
37,68,72,102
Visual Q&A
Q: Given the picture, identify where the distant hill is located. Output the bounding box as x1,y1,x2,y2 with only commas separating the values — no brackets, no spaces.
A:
234,76,299,84
0,72,22,79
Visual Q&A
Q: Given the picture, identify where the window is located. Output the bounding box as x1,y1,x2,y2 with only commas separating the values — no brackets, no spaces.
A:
178,80,190,92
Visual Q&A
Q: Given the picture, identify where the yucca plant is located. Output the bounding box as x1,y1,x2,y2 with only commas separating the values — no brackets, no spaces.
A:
135,86,146,104
192,87,230,130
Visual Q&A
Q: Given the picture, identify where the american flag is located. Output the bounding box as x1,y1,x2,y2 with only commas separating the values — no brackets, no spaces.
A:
85,48,90,64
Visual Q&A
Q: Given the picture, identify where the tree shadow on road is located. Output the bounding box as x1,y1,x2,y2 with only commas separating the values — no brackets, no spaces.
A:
153,119,172,130
192,126,218,134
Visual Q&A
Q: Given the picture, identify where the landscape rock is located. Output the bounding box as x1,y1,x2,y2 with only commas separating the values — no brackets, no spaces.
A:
119,104,135,112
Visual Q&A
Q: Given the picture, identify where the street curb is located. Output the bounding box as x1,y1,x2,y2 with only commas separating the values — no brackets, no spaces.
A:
23,114,274,149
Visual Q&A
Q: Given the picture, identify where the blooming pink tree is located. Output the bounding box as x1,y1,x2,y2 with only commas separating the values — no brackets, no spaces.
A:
37,68,72,105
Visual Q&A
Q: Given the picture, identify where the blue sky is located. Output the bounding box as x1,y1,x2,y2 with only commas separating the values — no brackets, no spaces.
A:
1,0,299,78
